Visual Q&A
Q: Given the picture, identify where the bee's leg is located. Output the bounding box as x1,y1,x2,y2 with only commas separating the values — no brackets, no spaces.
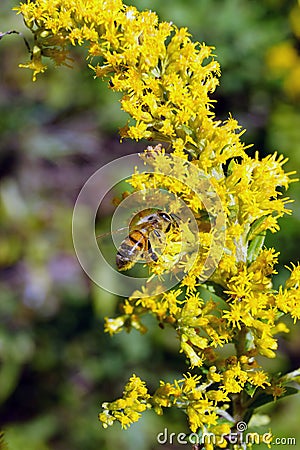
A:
153,229,163,242
144,240,158,263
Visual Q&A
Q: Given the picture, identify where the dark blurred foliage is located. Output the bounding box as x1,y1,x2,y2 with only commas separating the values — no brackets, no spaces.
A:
0,0,300,449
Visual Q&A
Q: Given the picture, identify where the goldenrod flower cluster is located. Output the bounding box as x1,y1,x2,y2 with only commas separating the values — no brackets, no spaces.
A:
16,0,300,446
99,374,150,429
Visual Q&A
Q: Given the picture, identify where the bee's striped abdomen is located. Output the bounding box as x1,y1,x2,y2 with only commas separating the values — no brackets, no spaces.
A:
116,230,145,271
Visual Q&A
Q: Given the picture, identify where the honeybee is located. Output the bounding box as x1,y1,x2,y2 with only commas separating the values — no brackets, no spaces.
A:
116,209,179,271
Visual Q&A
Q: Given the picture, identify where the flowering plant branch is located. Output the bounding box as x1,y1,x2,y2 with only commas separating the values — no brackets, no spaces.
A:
15,0,300,448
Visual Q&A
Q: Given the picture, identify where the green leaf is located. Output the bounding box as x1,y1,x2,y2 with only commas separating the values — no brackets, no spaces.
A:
245,382,259,398
250,386,299,410
248,413,270,428
226,158,236,176
247,231,266,263
246,216,267,242
279,368,300,385
199,282,228,306
179,123,193,136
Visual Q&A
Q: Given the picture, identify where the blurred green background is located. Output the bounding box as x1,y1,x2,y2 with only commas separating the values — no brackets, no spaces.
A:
1,0,300,449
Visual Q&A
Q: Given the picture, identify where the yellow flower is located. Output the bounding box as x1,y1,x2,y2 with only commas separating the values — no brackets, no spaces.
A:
285,262,300,289
182,372,202,392
248,371,270,388
222,302,251,330
186,397,218,432
104,316,126,335
19,44,48,81
180,341,204,368
99,374,150,429
207,390,229,402
152,380,182,413
122,300,134,315
181,274,199,293
269,383,286,400
162,289,182,314
222,362,249,394
225,268,254,299
208,366,222,383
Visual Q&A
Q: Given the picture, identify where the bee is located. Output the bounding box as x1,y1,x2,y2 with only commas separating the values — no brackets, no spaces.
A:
116,209,179,271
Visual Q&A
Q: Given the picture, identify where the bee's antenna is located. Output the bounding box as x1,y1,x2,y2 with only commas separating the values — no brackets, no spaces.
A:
96,227,128,240
170,213,181,224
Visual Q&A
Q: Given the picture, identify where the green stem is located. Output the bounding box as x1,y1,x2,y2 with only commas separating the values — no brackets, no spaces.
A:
235,324,247,358
229,325,253,448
